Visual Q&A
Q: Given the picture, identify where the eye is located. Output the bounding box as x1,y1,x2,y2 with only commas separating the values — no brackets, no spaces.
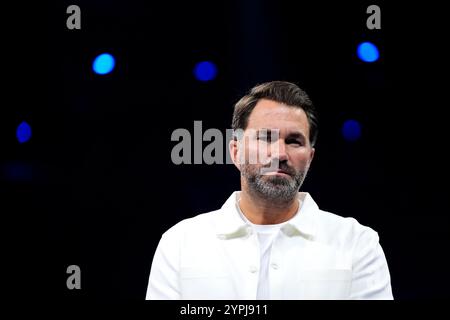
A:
257,132,274,142
259,135,270,142
286,138,304,146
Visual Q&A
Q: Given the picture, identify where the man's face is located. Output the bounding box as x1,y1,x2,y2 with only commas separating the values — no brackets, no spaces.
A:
233,99,315,203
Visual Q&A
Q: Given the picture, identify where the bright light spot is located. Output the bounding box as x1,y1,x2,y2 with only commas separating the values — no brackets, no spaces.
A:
357,42,379,63
342,119,362,142
194,61,217,81
93,53,116,75
17,121,32,143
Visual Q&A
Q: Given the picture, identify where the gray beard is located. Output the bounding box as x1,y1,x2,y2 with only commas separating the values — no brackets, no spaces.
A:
241,165,307,204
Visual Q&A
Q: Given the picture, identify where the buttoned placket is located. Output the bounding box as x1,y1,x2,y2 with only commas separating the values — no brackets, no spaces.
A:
268,231,284,299
245,226,261,300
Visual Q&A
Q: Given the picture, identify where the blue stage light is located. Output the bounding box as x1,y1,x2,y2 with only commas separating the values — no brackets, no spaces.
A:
16,121,31,143
93,53,116,75
194,61,217,81
3,162,32,182
342,119,362,142
357,42,379,63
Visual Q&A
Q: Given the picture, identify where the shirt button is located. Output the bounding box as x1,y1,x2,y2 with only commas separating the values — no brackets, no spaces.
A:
249,266,258,273
271,263,279,270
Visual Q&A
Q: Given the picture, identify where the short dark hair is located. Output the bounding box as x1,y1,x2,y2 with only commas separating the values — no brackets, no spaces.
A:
232,81,318,147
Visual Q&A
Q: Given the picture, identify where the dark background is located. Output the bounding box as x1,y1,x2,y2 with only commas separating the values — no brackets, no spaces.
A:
3,0,449,299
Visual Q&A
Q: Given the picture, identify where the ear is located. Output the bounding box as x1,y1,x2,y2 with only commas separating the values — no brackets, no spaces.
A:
308,147,315,167
229,138,241,171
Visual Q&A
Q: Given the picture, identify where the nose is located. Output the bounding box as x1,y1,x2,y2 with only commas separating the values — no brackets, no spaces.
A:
271,139,288,162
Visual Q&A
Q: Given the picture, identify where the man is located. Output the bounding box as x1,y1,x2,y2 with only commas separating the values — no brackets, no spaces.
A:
146,81,393,299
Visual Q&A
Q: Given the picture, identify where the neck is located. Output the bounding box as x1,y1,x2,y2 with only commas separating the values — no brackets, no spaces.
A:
238,188,299,225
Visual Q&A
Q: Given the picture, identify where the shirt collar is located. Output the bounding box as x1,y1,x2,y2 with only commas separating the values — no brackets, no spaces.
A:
215,191,318,240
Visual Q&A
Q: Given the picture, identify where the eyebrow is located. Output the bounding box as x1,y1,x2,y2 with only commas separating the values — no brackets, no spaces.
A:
286,131,307,141
256,129,307,141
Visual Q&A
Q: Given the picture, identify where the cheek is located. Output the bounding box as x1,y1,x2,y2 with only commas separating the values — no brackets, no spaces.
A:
238,143,253,165
291,150,313,167
242,141,271,164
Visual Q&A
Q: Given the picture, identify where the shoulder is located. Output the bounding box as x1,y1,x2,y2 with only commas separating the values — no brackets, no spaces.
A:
314,208,379,247
158,191,240,243
161,209,221,239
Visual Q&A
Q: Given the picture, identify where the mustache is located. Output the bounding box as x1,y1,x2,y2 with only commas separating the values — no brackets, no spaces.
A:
260,161,296,176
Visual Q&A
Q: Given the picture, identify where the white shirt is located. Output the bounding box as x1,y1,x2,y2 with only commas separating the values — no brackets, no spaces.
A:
236,199,287,300
146,191,393,300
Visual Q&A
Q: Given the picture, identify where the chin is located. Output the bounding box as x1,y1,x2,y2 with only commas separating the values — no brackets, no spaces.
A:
265,175,291,185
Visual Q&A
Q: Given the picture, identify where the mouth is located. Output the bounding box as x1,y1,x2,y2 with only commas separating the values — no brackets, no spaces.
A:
264,169,291,177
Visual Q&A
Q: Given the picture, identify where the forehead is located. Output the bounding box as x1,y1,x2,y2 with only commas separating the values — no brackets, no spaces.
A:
246,99,310,135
